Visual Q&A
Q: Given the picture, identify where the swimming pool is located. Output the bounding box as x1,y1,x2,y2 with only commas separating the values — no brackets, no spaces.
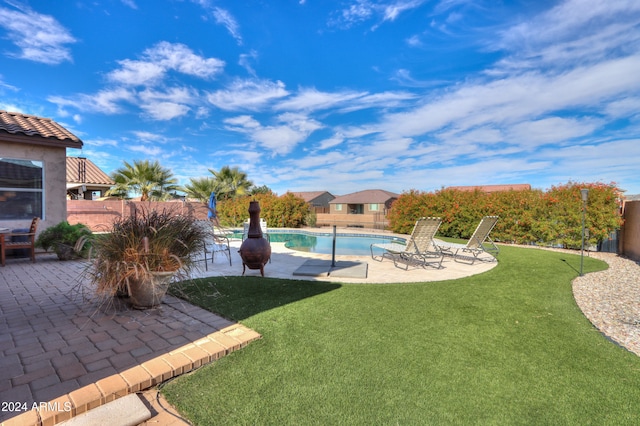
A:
233,230,405,256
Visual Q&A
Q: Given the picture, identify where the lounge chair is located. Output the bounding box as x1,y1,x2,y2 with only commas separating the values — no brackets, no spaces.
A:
0,217,39,267
197,220,232,269
370,217,444,269
434,216,499,264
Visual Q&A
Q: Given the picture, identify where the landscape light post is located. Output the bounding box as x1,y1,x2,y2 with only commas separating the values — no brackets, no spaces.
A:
580,188,589,276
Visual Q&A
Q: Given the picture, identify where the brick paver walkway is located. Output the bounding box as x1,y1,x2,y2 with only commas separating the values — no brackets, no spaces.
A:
0,253,260,425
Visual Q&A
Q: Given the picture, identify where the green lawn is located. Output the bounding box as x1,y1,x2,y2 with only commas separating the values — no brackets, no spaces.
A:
164,246,640,425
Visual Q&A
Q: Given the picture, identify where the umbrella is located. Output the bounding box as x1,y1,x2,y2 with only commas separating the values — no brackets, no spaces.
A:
208,192,217,220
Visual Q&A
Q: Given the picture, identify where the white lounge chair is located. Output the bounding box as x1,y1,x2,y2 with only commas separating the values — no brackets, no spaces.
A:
370,217,444,269
434,216,499,264
196,220,232,269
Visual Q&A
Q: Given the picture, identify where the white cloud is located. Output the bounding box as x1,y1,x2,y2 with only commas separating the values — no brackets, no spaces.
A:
50,43,222,120
224,113,322,155
0,76,19,92
276,88,366,111
140,102,190,121
148,42,225,78
239,50,258,76
121,0,137,9
275,87,415,113
48,88,136,115
329,0,426,29
382,0,426,22
131,131,177,143
213,7,242,45
85,138,119,148
318,134,345,150
108,42,225,86
507,117,602,147
0,3,76,64
331,0,374,28
605,97,640,118
108,60,165,86
376,54,640,142
129,144,164,156
224,115,261,129
405,35,422,47
493,0,640,72
207,79,289,111
139,87,196,105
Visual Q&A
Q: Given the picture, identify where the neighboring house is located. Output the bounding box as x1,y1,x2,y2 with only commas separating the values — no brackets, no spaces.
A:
66,156,114,200
0,110,83,232
289,191,335,214
445,184,532,193
317,189,399,229
330,189,399,215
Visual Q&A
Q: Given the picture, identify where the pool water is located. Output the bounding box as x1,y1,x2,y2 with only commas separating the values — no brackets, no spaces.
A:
233,230,404,256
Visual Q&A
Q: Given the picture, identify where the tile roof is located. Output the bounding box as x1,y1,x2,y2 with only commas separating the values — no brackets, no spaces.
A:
289,191,333,202
66,157,114,185
0,110,83,149
330,189,399,204
446,184,531,193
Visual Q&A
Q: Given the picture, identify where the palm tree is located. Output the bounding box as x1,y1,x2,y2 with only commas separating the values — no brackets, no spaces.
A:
106,160,179,201
209,166,253,199
183,177,227,203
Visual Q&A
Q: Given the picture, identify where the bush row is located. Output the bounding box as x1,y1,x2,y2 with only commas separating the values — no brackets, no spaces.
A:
388,182,623,249
216,192,310,228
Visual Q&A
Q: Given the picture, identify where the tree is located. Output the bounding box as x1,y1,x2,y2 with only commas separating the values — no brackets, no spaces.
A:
183,177,227,203
209,166,253,199
106,160,179,201
250,185,273,196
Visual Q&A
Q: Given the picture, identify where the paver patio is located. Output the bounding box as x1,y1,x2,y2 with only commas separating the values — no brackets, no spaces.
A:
0,253,260,425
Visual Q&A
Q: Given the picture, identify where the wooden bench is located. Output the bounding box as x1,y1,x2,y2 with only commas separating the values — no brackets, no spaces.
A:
0,217,39,267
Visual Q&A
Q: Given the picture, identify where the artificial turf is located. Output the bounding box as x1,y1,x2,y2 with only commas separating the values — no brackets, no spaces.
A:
164,246,640,425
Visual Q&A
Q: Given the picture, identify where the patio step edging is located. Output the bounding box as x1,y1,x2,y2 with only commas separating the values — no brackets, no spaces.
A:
1,324,261,426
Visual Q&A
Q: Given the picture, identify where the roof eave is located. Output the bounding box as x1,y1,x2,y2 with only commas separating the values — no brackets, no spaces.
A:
0,130,83,149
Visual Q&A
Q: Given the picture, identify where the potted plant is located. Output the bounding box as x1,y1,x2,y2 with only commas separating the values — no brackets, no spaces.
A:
36,221,93,260
87,208,206,309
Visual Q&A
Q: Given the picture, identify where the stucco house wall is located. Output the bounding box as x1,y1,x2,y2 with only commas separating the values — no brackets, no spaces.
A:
0,111,83,234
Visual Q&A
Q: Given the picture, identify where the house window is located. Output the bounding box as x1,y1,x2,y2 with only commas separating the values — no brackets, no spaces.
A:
370,203,379,211
335,204,343,211
349,204,364,214
0,158,44,220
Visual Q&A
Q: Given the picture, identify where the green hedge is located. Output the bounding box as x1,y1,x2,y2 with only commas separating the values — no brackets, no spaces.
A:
388,182,623,249
216,192,310,228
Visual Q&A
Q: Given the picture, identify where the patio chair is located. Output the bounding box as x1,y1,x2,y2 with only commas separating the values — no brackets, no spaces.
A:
370,217,444,269
434,216,499,264
0,217,39,267
197,220,232,270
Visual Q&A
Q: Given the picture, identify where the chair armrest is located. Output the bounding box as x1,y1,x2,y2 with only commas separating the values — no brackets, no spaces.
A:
4,232,36,238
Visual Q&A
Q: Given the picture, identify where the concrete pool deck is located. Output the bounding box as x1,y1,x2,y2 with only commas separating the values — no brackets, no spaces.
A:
195,231,498,284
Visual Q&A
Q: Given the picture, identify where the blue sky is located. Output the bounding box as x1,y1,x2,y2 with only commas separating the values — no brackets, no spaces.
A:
1,0,640,196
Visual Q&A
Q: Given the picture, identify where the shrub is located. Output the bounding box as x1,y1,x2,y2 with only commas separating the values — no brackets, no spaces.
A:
217,193,310,228
36,221,92,256
389,181,623,248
